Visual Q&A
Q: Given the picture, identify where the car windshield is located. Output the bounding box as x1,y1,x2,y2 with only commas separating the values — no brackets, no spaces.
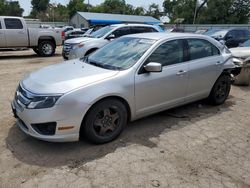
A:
89,26,115,38
240,39,250,47
84,37,156,70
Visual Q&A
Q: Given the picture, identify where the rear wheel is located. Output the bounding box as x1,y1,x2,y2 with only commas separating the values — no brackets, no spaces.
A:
208,74,231,105
81,99,127,144
38,41,55,57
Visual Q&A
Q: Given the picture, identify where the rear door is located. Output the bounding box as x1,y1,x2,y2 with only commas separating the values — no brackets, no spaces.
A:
4,18,28,47
0,19,6,47
186,38,223,101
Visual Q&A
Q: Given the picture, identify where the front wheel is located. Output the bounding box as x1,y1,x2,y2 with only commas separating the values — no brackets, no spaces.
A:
208,74,231,105
38,41,55,57
81,99,127,144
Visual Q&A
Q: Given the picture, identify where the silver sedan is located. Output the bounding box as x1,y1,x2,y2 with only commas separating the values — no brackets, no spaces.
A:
12,33,236,144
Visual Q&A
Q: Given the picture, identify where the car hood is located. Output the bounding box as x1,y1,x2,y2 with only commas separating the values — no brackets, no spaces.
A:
22,59,119,94
65,37,100,44
230,47,250,59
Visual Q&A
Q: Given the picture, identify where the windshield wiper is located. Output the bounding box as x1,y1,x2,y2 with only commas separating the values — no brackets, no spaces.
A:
83,57,121,70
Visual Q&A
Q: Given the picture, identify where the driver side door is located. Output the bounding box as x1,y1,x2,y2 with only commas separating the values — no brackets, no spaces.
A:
135,39,189,117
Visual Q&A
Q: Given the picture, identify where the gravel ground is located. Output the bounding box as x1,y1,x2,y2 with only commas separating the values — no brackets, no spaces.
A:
0,48,250,188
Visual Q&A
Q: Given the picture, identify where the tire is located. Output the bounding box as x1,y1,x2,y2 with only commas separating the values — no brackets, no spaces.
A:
33,48,40,55
81,99,127,144
38,41,55,57
208,74,231,105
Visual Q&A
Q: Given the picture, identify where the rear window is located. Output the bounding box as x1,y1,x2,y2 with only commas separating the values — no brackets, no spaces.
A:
4,18,23,29
188,39,220,60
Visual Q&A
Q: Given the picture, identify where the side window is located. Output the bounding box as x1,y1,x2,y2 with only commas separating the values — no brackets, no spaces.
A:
187,39,220,60
112,27,131,38
242,30,250,38
146,40,184,67
0,21,1,29
4,18,23,29
148,27,158,32
130,27,156,34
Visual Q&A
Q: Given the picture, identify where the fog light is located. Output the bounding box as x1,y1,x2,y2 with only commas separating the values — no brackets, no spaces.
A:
31,122,56,135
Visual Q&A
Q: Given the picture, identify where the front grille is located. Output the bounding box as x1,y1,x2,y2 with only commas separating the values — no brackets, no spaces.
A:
63,43,74,52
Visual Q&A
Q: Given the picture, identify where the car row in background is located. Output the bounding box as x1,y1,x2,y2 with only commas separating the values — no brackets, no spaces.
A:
62,23,164,60
230,39,250,61
203,28,250,48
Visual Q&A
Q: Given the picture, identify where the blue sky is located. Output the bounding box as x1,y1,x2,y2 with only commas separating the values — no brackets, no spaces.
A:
19,0,165,16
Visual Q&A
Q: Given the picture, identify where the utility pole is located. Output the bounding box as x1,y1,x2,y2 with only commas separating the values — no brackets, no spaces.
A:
193,0,198,24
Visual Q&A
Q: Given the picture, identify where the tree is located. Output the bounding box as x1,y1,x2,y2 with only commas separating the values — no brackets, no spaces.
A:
163,0,196,23
47,3,69,22
202,0,250,24
133,7,145,16
0,0,23,16
146,3,161,19
163,0,250,24
30,0,50,18
67,0,88,18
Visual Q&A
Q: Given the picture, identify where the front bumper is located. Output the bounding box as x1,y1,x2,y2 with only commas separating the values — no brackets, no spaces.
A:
11,98,89,142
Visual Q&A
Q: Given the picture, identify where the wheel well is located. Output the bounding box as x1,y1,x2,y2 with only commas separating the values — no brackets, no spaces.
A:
38,36,56,46
221,69,231,77
85,48,98,56
79,96,131,139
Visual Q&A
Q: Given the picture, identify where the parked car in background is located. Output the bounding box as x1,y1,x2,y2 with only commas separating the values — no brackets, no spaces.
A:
0,16,62,56
12,33,238,144
203,29,221,36
195,29,208,34
205,28,250,48
81,28,89,32
39,24,54,29
230,39,250,60
63,24,164,60
65,29,86,40
62,26,74,32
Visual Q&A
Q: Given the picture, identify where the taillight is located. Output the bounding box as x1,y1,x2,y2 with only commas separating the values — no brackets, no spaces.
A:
61,31,65,40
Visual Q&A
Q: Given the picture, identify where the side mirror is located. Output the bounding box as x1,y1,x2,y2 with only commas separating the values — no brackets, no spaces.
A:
144,62,162,73
106,34,115,40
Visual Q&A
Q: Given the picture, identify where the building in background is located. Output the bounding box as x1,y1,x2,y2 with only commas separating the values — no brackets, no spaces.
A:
70,12,162,28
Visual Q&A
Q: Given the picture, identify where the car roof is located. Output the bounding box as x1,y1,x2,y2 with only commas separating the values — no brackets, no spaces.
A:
125,32,210,40
110,23,158,28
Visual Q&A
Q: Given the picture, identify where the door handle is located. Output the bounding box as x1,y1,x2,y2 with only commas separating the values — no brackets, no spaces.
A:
176,70,187,75
18,31,25,34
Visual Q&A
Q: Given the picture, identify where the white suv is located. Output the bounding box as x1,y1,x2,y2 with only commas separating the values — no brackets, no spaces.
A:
62,24,163,60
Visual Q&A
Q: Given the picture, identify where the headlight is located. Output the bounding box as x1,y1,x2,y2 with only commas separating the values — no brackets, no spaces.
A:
73,43,84,49
27,96,61,109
